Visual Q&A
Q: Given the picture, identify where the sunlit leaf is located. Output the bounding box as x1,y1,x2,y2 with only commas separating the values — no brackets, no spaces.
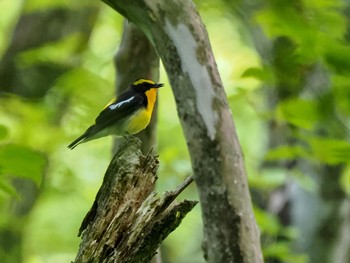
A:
0,180,19,198
23,0,90,12
254,207,281,236
276,99,319,129
265,145,309,161
0,125,8,141
264,242,308,263
0,145,46,186
16,33,84,67
324,43,350,73
250,168,287,190
280,226,299,240
308,137,350,164
241,67,273,82
255,0,346,64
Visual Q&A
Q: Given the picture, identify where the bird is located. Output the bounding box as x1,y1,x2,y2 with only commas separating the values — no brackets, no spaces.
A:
68,78,163,149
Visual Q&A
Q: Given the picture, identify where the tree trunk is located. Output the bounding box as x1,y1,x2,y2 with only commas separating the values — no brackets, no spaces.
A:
102,1,263,262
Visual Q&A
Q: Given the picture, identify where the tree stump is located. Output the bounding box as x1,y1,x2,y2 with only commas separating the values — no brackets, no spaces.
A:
74,137,197,263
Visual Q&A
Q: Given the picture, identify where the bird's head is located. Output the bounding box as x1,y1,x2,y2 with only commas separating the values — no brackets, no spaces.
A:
132,79,163,93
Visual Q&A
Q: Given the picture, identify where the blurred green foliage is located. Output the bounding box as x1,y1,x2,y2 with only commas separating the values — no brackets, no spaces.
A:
0,144,46,186
0,0,349,263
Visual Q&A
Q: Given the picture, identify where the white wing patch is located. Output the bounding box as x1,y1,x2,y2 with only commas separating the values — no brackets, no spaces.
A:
109,96,135,110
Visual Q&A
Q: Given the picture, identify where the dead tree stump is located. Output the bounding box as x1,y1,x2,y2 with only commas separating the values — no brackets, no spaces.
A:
74,137,197,263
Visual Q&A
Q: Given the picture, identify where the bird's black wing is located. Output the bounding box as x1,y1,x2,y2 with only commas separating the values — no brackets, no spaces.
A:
93,92,145,133
67,91,145,149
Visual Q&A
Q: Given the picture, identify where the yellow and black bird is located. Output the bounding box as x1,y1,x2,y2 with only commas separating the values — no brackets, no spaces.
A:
68,79,163,149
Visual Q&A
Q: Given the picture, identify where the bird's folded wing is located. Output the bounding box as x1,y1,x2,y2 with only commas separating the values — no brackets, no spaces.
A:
93,93,145,133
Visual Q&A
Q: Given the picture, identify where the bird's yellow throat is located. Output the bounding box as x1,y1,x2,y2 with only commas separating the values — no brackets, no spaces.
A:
145,88,157,113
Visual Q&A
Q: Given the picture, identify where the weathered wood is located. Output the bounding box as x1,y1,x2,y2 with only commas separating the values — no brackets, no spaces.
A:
74,137,197,263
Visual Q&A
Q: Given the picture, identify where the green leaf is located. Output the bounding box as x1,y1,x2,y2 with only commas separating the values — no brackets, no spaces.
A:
254,207,281,236
0,125,8,141
23,0,74,13
0,145,47,186
264,242,308,263
280,226,300,240
308,137,350,164
265,145,309,161
325,43,350,73
250,168,287,190
0,180,19,198
17,33,84,67
276,99,319,129
241,67,273,81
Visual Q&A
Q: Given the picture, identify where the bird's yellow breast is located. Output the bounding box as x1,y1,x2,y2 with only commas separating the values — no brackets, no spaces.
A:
125,88,157,134
126,108,151,134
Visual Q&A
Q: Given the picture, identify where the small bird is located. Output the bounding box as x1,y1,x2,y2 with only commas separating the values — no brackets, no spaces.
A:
68,79,163,149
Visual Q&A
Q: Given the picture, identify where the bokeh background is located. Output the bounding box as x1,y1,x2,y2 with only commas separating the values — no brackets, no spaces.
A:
1,0,350,263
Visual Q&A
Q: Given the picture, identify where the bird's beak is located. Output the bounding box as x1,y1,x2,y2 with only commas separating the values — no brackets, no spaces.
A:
155,83,164,88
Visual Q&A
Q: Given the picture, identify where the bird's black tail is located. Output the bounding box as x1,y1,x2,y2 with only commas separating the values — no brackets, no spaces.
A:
68,134,86,149
68,125,95,149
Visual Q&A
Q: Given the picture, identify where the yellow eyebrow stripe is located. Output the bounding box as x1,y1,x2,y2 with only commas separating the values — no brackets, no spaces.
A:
133,79,155,85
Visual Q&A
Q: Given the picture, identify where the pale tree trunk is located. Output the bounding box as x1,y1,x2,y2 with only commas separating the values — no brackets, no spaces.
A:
102,1,263,262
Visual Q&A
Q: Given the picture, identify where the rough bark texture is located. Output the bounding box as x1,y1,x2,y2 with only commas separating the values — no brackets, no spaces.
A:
74,137,197,263
113,21,160,154
102,1,263,262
